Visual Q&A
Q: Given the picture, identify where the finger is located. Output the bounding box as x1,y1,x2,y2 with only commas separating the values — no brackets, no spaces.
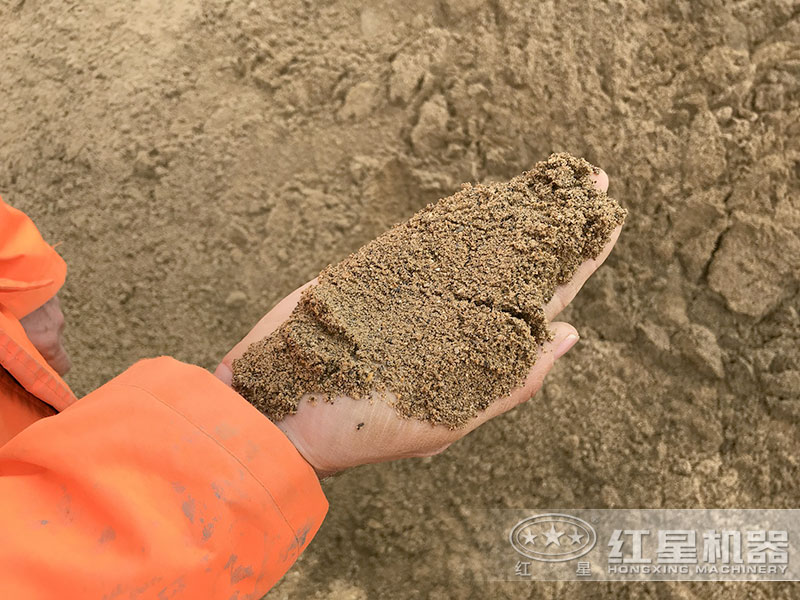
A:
468,321,578,429
36,333,71,376
214,279,316,384
589,168,609,193
542,167,619,321
544,224,622,321
44,343,72,376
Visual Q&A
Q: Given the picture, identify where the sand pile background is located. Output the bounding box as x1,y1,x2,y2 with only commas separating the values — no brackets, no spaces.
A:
1,1,798,598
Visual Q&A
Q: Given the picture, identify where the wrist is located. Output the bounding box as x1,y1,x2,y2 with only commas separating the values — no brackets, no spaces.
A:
274,422,339,480
214,363,334,479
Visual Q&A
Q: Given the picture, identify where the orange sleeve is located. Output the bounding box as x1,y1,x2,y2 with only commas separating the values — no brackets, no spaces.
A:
0,357,328,599
0,197,67,319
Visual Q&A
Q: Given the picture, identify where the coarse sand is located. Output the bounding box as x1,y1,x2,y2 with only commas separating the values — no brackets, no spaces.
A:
232,153,625,427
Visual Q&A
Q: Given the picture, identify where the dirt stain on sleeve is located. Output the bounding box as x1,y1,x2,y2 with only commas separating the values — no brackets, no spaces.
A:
230,565,254,584
181,497,195,523
98,526,116,544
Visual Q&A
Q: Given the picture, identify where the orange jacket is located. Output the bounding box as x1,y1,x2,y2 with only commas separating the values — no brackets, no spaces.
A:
0,198,327,599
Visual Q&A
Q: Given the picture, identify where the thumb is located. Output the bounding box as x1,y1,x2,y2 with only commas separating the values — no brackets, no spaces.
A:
213,362,234,386
469,321,579,426
214,280,316,386
515,320,580,401
551,321,581,361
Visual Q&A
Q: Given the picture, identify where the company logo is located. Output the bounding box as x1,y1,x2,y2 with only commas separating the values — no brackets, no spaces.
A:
510,513,597,562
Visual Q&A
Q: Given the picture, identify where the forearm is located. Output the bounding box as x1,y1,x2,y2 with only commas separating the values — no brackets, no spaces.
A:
0,357,327,599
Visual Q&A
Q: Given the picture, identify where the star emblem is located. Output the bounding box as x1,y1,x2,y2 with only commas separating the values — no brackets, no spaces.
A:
521,529,537,546
568,529,584,545
543,523,564,547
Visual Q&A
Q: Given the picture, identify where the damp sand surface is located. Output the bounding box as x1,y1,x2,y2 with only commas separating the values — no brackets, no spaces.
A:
232,153,626,427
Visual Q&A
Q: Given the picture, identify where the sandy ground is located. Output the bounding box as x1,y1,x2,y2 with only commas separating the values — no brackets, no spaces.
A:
2,1,799,598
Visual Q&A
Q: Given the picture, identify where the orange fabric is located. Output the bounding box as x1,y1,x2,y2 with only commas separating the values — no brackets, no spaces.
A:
0,307,76,415
0,198,328,598
0,198,67,319
0,197,75,417
0,367,56,445
0,358,328,599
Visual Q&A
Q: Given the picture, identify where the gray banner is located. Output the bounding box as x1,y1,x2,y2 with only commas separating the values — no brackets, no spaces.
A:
470,509,799,581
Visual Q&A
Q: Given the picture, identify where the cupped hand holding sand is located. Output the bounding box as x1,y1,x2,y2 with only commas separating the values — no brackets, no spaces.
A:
215,154,625,477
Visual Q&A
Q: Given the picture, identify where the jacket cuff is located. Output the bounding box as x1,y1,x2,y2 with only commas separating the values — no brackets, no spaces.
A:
110,356,328,558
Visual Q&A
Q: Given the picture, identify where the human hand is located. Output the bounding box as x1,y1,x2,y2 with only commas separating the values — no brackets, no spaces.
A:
216,171,621,478
19,295,71,376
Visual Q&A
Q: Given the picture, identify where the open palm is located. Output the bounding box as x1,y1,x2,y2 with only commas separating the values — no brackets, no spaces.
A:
216,171,621,477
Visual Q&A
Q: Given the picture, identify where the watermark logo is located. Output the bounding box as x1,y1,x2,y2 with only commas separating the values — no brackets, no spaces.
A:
476,509,798,581
509,513,597,562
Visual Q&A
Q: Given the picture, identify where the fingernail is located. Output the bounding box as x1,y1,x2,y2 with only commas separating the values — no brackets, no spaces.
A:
554,333,579,359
